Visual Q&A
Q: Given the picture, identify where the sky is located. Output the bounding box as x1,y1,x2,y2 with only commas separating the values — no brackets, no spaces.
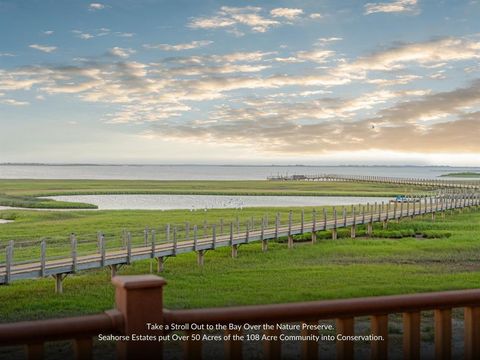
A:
1,0,480,165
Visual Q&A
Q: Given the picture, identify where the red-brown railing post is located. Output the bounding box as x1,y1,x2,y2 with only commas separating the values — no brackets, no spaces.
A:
27,342,44,360
336,317,354,360
225,329,243,360
371,315,388,360
434,309,452,360
74,337,93,360
402,312,420,360
112,275,166,360
264,328,282,360
301,321,318,360
464,307,480,360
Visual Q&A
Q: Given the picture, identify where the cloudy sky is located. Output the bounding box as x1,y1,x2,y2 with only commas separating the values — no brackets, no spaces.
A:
1,0,480,165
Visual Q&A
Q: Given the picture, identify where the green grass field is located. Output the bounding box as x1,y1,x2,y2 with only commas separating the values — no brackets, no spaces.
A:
1,207,479,323
0,179,430,209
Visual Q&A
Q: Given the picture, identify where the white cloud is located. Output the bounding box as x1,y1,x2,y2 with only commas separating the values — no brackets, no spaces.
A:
189,6,285,34
144,81,480,154
0,98,29,106
108,47,136,58
143,40,213,51
0,52,15,57
309,13,323,19
72,28,112,40
29,44,57,53
364,0,418,15
116,32,135,38
43,30,54,36
270,8,303,20
317,37,342,45
296,50,335,63
333,37,480,77
367,74,422,86
89,3,106,11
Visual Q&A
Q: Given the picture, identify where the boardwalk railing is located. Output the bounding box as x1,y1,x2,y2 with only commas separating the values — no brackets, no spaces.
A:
1,192,479,290
267,173,480,189
1,275,480,359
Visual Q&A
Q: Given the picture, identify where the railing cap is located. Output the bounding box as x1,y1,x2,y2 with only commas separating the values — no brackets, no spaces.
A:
112,275,167,290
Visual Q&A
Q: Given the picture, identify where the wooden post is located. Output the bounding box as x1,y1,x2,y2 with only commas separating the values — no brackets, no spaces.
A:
230,222,238,258
225,329,243,360
301,320,318,360
465,306,480,360
173,226,177,256
40,240,46,277
212,224,217,250
166,224,171,244
144,227,149,246
263,328,281,360
156,257,164,273
113,275,166,360
5,245,12,284
193,225,198,251
261,217,267,252
71,233,77,273
100,234,106,267
197,250,205,267
246,222,250,243
403,312,421,360
275,213,279,240
53,273,67,294
151,230,156,258
312,209,317,244
8,240,14,259
371,314,388,360
288,210,293,248
127,232,132,264
110,264,118,278
331,208,338,240
323,208,327,230
367,222,373,237
351,207,356,239
343,207,347,227
301,209,305,233
336,317,354,360
122,229,127,249
434,309,452,360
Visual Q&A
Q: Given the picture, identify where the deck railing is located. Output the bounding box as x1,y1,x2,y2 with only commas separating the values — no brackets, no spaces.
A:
1,275,480,359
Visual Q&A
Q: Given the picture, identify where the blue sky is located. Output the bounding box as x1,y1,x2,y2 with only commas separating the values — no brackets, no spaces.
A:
1,0,480,165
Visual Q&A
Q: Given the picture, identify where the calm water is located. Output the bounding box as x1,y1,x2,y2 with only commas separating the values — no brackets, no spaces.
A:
0,164,479,180
46,194,393,210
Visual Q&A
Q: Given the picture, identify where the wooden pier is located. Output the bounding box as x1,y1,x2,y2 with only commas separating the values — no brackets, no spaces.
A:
267,173,480,189
1,191,478,291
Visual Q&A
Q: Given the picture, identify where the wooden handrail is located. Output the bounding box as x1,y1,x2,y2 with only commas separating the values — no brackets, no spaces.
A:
0,310,124,345
162,288,480,325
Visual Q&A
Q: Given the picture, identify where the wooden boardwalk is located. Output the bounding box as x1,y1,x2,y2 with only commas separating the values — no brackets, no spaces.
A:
1,191,478,291
267,173,480,189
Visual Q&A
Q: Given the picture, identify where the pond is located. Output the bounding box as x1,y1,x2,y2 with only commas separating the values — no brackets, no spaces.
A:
45,194,394,210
